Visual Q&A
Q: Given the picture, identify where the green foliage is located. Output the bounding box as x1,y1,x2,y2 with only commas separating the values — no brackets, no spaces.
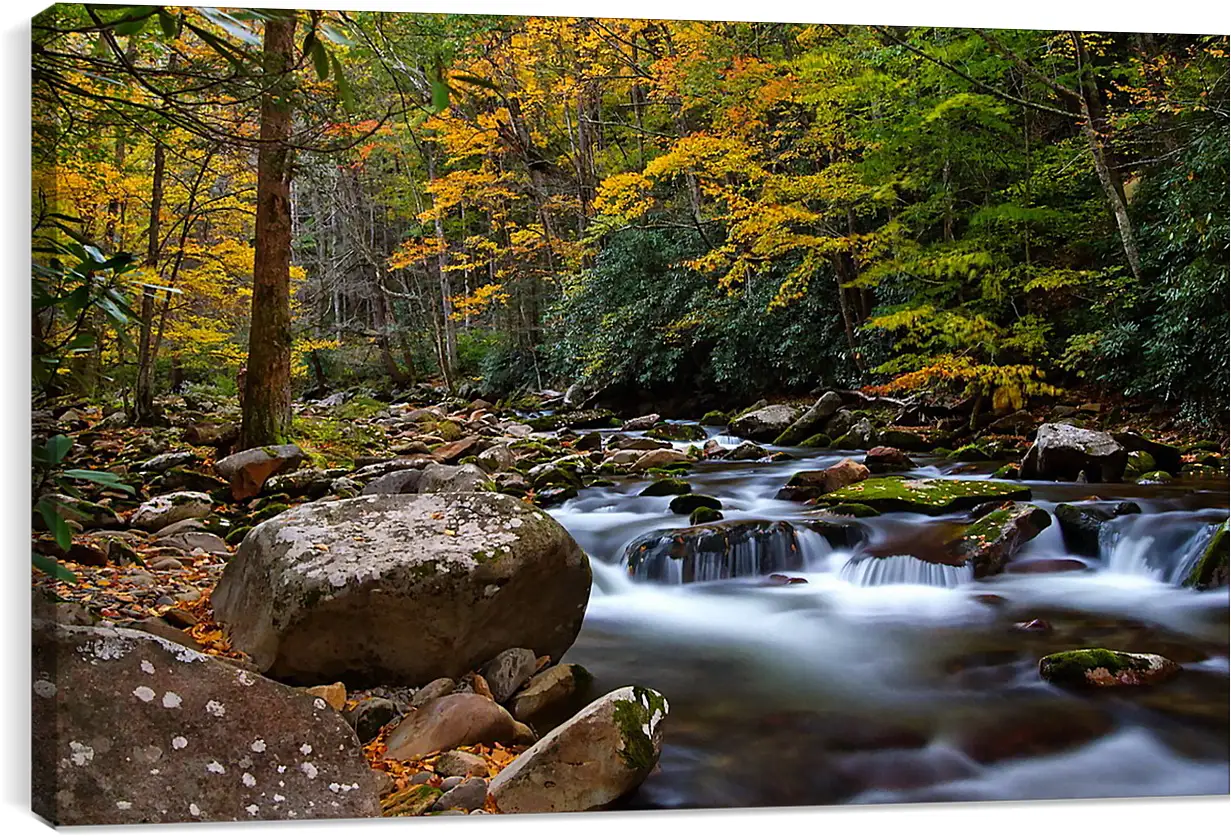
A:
547,228,857,401
32,237,138,396
31,433,135,582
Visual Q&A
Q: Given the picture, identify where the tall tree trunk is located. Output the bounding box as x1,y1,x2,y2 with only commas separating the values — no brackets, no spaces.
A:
241,14,297,448
1070,32,1143,283
133,140,164,424
424,150,457,387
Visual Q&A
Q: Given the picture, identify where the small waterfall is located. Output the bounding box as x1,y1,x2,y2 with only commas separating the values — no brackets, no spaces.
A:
840,554,974,588
624,520,806,583
590,557,638,596
1100,512,1223,584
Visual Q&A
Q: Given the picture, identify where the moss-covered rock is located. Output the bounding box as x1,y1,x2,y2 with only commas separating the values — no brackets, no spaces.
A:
225,525,253,546
640,477,692,497
700,410,729,426
1136,470,1174,484
669,494,723,515
488,686,667,814
948,502,1051,578
382,784,442,817
1124,449,1157,477
823,502,880,518
1184,522,1228,590
816,476,1030,514
799,433,832,448
646,422,707,442
688,506,724,525
991,463,1020,479
951,444,992,462
1038,648,1181,688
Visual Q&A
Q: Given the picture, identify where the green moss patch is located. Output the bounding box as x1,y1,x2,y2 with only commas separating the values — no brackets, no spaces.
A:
612,686,668,773
816,476,1030,514
640,477,692,497
1184,521,1228,590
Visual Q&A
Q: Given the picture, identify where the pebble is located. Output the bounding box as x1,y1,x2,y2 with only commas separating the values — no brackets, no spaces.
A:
430,777,488,812
409,771,434,786
149,558,184,571
439,776,465,792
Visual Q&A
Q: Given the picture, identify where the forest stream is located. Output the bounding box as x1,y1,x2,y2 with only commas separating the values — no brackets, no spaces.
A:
546,423,1230,808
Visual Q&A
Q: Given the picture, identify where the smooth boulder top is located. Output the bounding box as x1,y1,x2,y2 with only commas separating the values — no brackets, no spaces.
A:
212,493,591,687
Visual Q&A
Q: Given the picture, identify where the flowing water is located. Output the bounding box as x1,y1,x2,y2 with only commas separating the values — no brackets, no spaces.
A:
543,425,1230,807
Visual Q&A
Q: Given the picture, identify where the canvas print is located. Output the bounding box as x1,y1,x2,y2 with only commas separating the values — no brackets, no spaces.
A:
30,3,1229,825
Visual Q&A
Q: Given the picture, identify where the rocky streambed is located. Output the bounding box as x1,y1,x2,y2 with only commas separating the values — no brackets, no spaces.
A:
30,390,1230,820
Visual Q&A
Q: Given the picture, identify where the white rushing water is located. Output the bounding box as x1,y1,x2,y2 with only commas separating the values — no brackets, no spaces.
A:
545,427,1229,807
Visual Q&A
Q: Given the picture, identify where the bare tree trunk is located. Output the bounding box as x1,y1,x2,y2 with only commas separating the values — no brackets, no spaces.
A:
424,150,457,388
241,14,296,448
133,140,164,424
1070,32,1143,283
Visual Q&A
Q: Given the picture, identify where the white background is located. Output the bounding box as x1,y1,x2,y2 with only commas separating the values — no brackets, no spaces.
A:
3,1,1228,835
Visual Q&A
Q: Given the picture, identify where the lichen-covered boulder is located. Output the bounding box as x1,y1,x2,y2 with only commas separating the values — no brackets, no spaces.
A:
215,445,306,501
1038,649,1181,688
384,693,521,761
488,686,668,814
1020,423,1127,482
212,493,591,686
129,492,213,531
948,502,1052,578
31,621,378,825
816,476,1031,514
729,404,801,442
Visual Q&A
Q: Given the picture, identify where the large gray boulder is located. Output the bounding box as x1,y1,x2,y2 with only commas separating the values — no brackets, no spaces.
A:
31,621,378,825
729,404,802,442
488,686,668,813
1020,423,1127,482
212,493,591,686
